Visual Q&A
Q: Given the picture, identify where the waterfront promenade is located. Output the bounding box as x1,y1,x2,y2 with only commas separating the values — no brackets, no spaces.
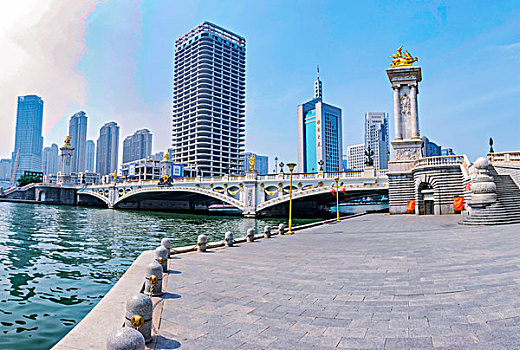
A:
154,214,520,349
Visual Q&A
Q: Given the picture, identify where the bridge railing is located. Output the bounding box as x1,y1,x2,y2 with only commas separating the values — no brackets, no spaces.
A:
488,151,520,163
414,155,464,167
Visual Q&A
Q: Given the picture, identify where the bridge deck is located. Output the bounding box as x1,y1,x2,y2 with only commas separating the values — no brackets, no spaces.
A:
156,214,520,349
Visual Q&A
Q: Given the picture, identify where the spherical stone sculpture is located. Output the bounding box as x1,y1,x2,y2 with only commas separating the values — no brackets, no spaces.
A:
125,293,153,343
144,260,163,297
155,246,169,272
197,234,207,252
246,228,255,242
469,156,497,209
106,327,145,350
278,223,285,235
224,231,233,247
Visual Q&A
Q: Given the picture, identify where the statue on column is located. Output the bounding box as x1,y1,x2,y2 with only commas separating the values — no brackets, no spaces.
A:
390,45,418,67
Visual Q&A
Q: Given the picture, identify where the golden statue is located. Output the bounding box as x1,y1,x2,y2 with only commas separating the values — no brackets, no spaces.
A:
390,45,418,68
64,135,72,147
162,152,169,161
249,154,255,172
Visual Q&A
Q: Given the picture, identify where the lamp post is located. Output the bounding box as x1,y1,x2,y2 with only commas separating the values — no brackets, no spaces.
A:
274,157,278,173
279,162,284,174
318,159,324,172
334,176,340,222
287,162,296,234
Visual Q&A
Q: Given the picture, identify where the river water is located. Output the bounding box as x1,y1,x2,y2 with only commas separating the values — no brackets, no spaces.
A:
0,202,328,350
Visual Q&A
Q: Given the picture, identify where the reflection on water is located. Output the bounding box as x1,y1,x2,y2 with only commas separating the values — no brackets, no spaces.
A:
0,202,321,350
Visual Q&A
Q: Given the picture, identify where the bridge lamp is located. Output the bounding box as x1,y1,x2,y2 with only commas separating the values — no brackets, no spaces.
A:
334,176,340,222
286,162,297,235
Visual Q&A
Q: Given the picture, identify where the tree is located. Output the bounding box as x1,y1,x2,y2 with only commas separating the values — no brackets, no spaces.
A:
17,175,40,187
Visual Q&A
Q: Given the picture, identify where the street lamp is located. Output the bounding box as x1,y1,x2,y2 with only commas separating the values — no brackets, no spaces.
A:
279,162,284,174
287,162,296,234
334,176,340,222
274,157,278,173
318,159,324,172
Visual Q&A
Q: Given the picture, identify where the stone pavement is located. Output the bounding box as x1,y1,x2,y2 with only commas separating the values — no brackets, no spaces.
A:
157,214,520,349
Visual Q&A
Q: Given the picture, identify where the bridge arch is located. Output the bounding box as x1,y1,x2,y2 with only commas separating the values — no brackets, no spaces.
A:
77,190,111,207
113,186,244,211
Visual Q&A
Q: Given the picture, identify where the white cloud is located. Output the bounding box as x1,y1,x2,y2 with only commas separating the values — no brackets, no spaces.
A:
0,0,101,158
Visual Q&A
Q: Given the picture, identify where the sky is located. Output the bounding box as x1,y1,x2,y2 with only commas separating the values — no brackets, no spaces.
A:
0,0,519,171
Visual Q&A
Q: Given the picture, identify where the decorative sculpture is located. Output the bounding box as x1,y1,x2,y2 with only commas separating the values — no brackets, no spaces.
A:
390,45,418,68
63,135,72,147
489,137,494,153
162,152,169,161
365,146,374,167
249,154,255,171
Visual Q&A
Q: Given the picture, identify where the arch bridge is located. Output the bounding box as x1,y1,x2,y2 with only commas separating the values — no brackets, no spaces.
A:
77,170,389,217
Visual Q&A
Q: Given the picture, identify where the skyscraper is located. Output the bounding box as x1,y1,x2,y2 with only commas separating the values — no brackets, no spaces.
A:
346,143,365,171
68,111,88,172
85,140,96,172
364,112,389,170
0,159,12,181
122,129,152,164
96,122,119,176
422,136,442,157
297,70,343,173
42,143,59,175
172,22,246,176
11,95,44,182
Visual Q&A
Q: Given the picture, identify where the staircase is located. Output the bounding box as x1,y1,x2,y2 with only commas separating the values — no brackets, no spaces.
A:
461,165,520,225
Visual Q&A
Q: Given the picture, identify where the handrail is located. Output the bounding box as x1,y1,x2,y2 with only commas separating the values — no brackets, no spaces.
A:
488,151,520,163
414,155,464,167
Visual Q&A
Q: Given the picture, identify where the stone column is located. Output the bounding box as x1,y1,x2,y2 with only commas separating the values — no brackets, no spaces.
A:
393,86,402,140
410,84,419,139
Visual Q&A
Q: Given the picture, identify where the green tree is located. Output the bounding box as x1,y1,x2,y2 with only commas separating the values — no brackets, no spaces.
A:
17,175,40,187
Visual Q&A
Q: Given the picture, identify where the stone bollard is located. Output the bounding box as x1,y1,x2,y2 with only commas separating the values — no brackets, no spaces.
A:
161,237,171,258
124,294,153,343
224,231,233,247
264,226,271,238
144,260,163,297
246,228,255,242
106,326,145,350
197,234,207,252
155,246,169,272
278,223,285,235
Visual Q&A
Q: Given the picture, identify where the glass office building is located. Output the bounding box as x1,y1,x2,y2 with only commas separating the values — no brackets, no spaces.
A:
365,112,389,170
68,111,88,173
297,73,343,173
172,22,246,176
11,95,44,182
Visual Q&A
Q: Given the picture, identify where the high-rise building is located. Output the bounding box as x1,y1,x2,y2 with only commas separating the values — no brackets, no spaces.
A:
0,159,12,181
422,136,442,157
96,122,120,176
346,143,365,171
441,148,455,156
364,112,389,170
297,70,343,173
11,95,44,182
122,129,152,163
86,140,96,172
172,22,246,176
42,143,59,175
242,152,268,175
68,111,88,172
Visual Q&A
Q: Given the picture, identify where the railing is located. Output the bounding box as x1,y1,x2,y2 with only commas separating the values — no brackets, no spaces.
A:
488,151,520,163
414,155,464,167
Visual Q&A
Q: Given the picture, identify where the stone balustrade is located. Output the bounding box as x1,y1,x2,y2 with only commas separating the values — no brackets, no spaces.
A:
414,155,465,167
488,151,520,163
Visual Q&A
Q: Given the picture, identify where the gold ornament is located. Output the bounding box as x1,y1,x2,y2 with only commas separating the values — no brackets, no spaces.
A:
390,45,418,68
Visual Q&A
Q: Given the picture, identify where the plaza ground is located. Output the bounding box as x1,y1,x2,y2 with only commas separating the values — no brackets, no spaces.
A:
157,214,520,349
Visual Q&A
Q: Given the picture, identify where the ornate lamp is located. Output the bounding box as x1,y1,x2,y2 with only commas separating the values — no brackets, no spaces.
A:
286,162,297,234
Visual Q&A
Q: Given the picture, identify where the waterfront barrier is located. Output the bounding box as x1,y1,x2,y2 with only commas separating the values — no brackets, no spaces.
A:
246,228,255,242
224,231,233,247
144,261,163,297
197,234,207,252
278,223,285,235
264,225,271,238
125,294,153,343
161,237,171,257
106,327,145,350
155,246,169,271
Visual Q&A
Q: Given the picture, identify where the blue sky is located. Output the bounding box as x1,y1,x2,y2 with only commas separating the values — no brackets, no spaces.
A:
1,0,519,169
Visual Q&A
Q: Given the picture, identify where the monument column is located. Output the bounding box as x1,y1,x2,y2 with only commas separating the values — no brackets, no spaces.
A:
58,136,74,185
410,84,419,139
393,86,402,140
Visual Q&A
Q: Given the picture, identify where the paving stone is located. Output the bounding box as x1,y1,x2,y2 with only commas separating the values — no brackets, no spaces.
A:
152,215,520,348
